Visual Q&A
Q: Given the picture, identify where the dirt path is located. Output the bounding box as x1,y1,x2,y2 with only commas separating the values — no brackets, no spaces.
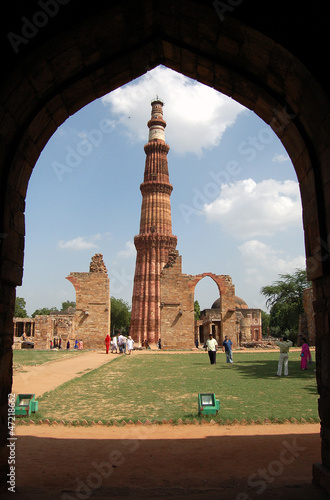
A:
6,350,328,499
12,350,117,397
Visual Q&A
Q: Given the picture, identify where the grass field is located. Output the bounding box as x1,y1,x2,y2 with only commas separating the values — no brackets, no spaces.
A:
13,349,85,368
24,350,319,424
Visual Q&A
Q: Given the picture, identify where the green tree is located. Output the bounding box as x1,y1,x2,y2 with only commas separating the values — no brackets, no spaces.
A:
261,310,270,336
111,297,131,333
260,268,311,344
15,297,28,318
194,300,201,321
31,306,58,318
61,300,76,311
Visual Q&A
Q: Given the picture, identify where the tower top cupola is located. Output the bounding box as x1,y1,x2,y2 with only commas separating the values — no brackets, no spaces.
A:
147,96,167,143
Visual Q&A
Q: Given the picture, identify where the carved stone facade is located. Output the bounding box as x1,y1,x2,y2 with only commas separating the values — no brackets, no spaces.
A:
197,297,262,347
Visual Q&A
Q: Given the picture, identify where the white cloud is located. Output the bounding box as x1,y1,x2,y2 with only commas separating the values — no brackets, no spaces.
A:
57,234,101,251
273,153,289,163
101,66,245,156
238,240,305,273
117,240,136,259
237,239,305,303
203,178,302,238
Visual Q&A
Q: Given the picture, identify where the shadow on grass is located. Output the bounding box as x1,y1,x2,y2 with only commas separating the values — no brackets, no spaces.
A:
217,359,317,380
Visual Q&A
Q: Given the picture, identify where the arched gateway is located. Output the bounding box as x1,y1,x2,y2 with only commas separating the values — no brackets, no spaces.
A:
160,252,237,349
1,0,330,493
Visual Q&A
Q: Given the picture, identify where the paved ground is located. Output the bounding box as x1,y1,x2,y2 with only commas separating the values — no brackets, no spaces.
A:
4,350,329,499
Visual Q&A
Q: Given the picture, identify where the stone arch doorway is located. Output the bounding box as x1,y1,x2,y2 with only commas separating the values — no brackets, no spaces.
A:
194,274,222,346
1,0,330,492
192,273,236,346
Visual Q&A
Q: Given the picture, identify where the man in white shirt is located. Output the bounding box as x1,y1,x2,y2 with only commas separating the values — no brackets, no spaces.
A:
206,333,218,365
275,335,293,376
117,333,127,354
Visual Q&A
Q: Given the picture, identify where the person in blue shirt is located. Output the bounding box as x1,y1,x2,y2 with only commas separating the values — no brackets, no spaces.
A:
222,336,233,363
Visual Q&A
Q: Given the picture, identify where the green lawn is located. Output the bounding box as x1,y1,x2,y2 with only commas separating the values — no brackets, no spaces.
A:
29,351,319,424
13,349,85,368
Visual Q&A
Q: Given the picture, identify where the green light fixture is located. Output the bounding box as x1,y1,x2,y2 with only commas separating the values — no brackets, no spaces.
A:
198,393,220,416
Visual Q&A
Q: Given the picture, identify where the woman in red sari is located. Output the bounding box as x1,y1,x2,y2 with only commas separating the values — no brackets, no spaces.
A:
105,334,111,354
300,337,311,370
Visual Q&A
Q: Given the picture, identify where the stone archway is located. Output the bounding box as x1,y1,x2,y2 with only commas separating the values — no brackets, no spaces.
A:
1,0,330,492
191,273,236,346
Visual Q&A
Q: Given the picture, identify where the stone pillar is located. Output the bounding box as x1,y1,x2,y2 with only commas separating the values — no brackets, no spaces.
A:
313,275,330,492
131,98,177,346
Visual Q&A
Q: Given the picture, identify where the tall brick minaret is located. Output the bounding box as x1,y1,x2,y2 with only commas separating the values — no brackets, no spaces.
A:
130,97,177,346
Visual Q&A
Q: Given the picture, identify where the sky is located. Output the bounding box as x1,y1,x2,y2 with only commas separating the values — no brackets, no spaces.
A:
17,65,305,316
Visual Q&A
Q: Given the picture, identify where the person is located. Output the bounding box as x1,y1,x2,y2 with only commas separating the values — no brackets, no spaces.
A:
195,338,199,349
222,335,233,363
275,335,293,376
111,335,118,353
127,336,135,354
66,340,70,349
206,333,218,365
300,337,312,370
74,339,78,349
118,333,127,354
157,338,161,349
105,334,111,354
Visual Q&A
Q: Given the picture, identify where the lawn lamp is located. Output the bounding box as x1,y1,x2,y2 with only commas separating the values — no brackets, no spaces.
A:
198,393,220,416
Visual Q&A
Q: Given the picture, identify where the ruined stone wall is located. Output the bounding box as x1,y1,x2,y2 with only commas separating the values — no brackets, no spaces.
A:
160,251,238,349
66,254,110,349
34,315,54,349
160,251,195,349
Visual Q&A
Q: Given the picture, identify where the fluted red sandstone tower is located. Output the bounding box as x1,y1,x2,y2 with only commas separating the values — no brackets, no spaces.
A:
130,98,177,346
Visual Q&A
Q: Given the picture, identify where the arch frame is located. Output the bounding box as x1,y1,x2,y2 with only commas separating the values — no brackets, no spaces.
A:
1,0,330,492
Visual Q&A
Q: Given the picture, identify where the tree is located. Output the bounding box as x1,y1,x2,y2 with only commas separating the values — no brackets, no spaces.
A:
194,300,201,321
260,269,311,344
61,301,76,311
261,310,270,336
15,297,28,318
31,306,58,318
110,297,131,333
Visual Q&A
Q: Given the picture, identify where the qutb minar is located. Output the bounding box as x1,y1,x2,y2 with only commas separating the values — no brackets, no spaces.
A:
130,98,177,346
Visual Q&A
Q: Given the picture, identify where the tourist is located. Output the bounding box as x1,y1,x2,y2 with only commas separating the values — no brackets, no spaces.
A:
300,337,312,370
206,333,218,365
105,334,111,354
195,338,199,349
118,333,127,354
222,335,233,363
66,340,70,349
275,335,293,376
157,338,161,349
127,336,134,354
111,335,118,353
74,339,78,349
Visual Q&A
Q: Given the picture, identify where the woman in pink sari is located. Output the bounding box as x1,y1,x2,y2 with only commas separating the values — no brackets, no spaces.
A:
300,337,311,370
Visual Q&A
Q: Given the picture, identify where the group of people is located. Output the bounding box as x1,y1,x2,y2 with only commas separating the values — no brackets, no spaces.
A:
205,334,233,365
204,332,312,375
275,335,312,376
104,333,134,354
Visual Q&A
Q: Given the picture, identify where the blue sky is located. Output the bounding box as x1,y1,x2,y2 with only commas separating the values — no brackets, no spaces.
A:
18,66,305,316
